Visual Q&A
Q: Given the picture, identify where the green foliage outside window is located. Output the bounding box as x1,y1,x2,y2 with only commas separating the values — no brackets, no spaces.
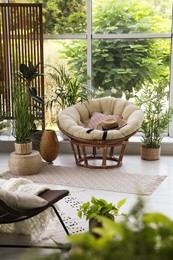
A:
10,0,171,99
11,0,86,34
38,0,86,34
62,0,171,98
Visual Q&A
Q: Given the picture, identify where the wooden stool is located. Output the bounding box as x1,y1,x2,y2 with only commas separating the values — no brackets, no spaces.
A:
9,150,42,175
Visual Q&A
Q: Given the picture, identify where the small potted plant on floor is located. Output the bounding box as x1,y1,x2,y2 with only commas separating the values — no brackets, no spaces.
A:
135,79,173,160
10,85,42,175
78,196,126,237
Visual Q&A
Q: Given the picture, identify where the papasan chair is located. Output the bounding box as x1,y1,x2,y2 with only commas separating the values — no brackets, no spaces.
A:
58,96,144,169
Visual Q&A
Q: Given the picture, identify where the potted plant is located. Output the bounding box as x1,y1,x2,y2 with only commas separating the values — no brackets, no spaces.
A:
17,61,44,149
135,79,173,160
13,87,33,155
77,196,126,237
45,64,90,110
29,197,173,259
45,64,91,139
17,62,44,101
65,197,173,260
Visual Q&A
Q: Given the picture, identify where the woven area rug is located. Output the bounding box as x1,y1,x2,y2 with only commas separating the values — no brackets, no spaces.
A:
0,163,166,195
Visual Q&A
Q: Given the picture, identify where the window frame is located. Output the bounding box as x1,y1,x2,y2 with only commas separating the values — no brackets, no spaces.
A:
43,0,173,137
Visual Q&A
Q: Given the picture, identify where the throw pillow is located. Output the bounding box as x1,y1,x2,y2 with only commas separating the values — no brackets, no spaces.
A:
87,112,121,129
0,188,48,209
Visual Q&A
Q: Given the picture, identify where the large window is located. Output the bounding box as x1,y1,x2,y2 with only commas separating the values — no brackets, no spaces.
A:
3,0,173,136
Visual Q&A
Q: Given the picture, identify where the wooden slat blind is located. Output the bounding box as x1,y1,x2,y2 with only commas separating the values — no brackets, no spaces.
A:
0,3,44,128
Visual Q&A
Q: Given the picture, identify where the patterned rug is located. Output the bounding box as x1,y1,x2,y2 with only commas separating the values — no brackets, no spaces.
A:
39,193,88,244
0,163,166,195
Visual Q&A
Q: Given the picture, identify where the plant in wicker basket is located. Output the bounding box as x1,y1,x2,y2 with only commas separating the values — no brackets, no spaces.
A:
135,79,173,160
12,87,33,155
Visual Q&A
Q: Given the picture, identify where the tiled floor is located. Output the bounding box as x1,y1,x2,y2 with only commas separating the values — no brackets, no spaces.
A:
0,152,173,259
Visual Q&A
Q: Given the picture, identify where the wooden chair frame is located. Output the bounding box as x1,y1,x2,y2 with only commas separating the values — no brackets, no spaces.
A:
60,128,136,169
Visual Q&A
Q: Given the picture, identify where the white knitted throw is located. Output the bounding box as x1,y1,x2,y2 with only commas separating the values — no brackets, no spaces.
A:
0,178,56,242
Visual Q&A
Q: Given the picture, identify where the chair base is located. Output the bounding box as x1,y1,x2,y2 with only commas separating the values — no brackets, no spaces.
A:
70,138,129,169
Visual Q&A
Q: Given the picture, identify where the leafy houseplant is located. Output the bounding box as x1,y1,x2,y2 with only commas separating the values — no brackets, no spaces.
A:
45,64,91,110
45,64,91,139
17,61,44,131
78,196,126,237
67,197,173,260
35,197,173,260
78,196,126,221
18,62,44,104
135,79,173,160
17,62,44,150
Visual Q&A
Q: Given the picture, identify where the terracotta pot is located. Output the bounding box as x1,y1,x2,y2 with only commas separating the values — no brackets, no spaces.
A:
40,130,59,163
141,146,161,161
14,142,32,155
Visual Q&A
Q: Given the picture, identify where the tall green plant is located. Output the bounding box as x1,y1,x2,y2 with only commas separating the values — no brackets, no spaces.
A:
135,80,173,148
13,88,33,143
17,61,44,131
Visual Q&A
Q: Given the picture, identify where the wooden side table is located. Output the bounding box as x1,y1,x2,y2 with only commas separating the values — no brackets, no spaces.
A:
9,150,42,175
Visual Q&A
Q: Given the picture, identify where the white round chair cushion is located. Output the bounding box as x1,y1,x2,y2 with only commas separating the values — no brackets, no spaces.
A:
58,97,144,141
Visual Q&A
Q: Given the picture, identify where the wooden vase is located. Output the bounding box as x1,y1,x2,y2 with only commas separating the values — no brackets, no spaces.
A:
40,130,59,163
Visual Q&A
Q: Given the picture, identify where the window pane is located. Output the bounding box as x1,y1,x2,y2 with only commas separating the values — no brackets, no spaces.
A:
93,0,172,34
92,38,171,99
44,39,87,129
10,0,87,34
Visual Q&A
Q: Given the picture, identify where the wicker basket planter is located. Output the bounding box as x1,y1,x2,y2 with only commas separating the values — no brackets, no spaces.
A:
141,146,161,161
14,141,32,155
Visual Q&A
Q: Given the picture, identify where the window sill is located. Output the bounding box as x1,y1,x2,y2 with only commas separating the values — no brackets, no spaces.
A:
0,135,173,155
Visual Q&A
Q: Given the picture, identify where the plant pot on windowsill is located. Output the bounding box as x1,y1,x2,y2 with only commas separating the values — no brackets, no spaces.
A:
141,146,161,161
135,79,173,161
